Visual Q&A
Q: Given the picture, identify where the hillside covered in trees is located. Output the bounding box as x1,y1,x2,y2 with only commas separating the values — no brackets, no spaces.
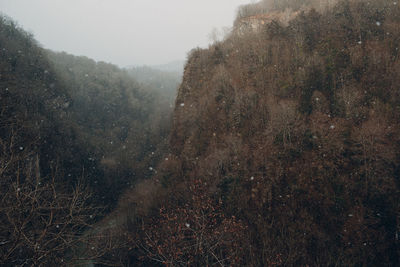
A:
126,65,181,108
0,15,176,265
1,0,400,266
110,0,399,266
46,51,175,204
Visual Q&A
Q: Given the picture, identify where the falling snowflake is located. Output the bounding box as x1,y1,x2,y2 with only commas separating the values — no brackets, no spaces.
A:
376,21,381,26
180,103,185,107
185,223,190,228
330,125,335,129
250,176,254,181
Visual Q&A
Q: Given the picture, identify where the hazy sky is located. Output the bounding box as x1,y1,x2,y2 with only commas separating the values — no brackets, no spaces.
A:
0,0,252,66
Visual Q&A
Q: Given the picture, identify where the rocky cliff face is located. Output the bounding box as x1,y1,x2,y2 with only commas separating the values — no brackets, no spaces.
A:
234,10,300,34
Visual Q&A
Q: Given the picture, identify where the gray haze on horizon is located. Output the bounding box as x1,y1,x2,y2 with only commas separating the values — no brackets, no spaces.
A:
0,0,252,67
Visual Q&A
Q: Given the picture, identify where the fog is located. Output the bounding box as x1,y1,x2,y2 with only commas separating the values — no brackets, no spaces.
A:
0,0,251,66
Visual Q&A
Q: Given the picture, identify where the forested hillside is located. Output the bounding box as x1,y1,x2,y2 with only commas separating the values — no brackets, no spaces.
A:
126,65,180,107
0,15,175,265
113,0,400,265
46,51,174,204
0,16,101,265
2,0,400,266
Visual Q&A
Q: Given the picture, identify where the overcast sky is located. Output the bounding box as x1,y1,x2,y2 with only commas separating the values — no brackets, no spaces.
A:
0,0,252,66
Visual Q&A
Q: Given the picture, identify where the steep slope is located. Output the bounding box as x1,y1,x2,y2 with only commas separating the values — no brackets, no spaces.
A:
0,16,103,266
0,16,89,187
120,0,400,265
0,15,173,265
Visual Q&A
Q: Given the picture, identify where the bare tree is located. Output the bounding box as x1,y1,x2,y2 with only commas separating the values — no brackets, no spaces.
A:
135,179,248,266
0,127,109,266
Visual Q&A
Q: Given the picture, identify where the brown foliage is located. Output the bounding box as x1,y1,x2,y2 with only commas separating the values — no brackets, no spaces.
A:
157,0,400,265
129,179,248,266
0,128,117,266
